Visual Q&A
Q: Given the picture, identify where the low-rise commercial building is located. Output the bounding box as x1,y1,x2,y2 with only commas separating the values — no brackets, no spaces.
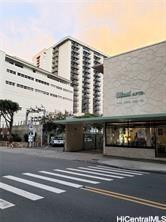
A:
0,50,73,126
103,41,166,158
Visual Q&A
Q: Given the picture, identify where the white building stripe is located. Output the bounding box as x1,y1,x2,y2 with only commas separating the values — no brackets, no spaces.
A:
23,173,82,188
0,182,43,201
95,166,145,175
39,171,100,184
66,168,125,178
0,199,15,209
54,169,112,181
78,167,134,177
3,176,65,194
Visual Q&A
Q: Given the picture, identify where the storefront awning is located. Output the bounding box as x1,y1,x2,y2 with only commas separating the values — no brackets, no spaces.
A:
54,113,166,125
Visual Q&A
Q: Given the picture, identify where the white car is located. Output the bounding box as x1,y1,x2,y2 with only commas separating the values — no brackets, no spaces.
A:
50,137,64,147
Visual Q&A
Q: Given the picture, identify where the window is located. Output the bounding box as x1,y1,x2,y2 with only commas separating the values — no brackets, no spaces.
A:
35,89,49,95
105,122,157,148
63,88,73,93
17,72,34,81
17,83,33,91
63,97,72,101
36,79,49,86
50,93,58,97
15,62,23,68
6,80,15,86
7,69,16,75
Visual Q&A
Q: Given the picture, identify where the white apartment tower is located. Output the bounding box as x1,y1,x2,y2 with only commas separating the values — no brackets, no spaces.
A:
33,36,108,115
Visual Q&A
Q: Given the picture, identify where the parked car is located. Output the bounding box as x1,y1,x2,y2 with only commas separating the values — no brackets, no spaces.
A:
50,137,64,147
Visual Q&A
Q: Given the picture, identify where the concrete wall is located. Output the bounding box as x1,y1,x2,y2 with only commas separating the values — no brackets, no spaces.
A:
104,41,166,116
58,41,71,81
103,146,155,159
32,48,53,72
64,124,84,151
0,50,73,125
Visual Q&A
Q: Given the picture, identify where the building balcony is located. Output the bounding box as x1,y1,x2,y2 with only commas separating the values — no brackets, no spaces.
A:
71,76,79,82
94,74,101,79
94,79,101,86
72,80,79,86
94,91,101,96
82,65,90,70
71,45,80,51
94,55,101,60
74,91,79,96
71,64,79,70
73,85,79,91
71,50,79,56
71,56,79,62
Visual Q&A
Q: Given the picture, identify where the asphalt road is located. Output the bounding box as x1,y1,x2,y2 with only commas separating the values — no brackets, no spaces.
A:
0,150,166,222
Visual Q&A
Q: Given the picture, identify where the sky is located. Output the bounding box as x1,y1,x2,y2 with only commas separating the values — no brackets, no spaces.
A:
0,0,165,61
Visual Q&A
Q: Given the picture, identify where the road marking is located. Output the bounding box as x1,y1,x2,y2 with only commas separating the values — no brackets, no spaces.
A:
66,168,124,179
54,169,112,181
96,165,147,175
82,186,166,210
0,182,43,201
3,175,65,194
39,171,100,184
0,199,15,209
23,173,82,188
78,167,134,177
89,166,143,175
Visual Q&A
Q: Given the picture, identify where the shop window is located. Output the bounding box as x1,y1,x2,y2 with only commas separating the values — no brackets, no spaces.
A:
105,123,156,148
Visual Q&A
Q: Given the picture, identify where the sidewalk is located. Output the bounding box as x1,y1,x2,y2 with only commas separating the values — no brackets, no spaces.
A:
0,146,166,174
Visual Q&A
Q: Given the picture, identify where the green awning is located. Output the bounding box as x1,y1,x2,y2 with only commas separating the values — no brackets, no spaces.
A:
54,113,166,125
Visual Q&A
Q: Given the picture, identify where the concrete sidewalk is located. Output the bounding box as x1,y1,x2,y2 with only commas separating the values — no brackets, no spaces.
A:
0,146,166,174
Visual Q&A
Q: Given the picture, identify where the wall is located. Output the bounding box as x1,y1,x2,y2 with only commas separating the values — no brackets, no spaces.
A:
64,124,84,151
58,41,71,81
0,51,73,125
104,41,166,116
103,146,155,159
32,48,52,72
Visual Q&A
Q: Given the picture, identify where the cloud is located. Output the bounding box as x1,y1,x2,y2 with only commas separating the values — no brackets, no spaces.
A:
0,0,165,61
75,0,166,56
0,0,82,61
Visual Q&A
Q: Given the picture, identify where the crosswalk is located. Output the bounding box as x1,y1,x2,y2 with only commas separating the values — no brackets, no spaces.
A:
0,165,148,210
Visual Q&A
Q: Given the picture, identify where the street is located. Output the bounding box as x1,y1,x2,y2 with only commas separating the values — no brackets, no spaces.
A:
0,149,166,222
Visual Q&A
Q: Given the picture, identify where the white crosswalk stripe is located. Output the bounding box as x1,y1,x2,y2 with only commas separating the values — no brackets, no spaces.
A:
1,164,149,210
23,173,82,188
39,171,100,184
54,169,112,181
0,199,15,209
3,175,66,194
66,168,127,178
95,165,145,175
0,182,43,200
78,167,134,177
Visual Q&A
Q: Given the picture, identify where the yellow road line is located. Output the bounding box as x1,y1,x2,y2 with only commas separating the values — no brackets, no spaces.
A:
82,186,166,211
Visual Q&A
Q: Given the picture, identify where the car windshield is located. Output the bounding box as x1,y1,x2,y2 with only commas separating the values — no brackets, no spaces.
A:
54,137,63,140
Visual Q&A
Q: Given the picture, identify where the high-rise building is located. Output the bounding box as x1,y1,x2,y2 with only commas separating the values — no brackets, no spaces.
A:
0,50,73,125
33,36,108,115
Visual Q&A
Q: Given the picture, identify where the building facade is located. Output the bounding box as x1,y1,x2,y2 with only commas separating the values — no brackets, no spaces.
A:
0,50,73,126
33,36,107,115
103,41,166,158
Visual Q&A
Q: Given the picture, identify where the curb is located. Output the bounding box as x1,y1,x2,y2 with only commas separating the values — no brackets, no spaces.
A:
97,162,166,175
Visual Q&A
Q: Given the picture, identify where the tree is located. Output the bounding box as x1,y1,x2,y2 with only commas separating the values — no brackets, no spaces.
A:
0,100,19,137
41,111,70,144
